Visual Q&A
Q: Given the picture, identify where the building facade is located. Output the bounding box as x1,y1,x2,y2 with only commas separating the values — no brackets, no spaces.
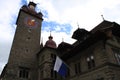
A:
1,2,120,80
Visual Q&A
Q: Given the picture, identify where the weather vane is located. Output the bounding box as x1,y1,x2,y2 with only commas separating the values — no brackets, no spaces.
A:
50,31,52,36
77,22,80,28
62,37,64,42
101,15,105,21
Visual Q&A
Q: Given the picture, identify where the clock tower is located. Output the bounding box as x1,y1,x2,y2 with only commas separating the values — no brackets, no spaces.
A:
1,2,43,80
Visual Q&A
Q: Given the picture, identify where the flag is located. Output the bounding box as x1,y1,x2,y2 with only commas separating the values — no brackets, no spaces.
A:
54,56,67,77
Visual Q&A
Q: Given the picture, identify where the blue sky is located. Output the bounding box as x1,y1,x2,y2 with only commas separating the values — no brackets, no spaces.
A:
0,0,120,74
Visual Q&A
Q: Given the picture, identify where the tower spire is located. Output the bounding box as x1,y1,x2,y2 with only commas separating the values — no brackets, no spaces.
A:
50,31,51,36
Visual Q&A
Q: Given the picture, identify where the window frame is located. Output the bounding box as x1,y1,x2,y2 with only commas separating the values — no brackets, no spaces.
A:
19,67,30,79
74,62,81,74
112,48,120,64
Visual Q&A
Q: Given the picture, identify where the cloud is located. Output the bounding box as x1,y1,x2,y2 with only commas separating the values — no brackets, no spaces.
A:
0,23,14,74
0,0,22,74
36,0,120,31
103,4,120,23
42,21,72,34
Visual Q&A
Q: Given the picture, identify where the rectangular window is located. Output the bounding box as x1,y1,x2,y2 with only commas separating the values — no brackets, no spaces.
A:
91,57,95,67
112,48,120,65
51,69,57,79
96,77,104,80
51,69,53,78
40,70,43,79
115,53,120,64
41,55,44,62
51,54,56,59
66,68,70,77
74,62,81,74
19,67,29,79
87,61,91,69
51,54,56,64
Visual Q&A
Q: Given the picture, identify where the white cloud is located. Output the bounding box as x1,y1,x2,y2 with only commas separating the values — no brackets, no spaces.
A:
36,0,120,30
0,0,21,74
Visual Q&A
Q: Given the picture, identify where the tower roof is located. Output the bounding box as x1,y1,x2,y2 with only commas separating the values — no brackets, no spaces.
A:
18,2,43,20
28,2,37,7
45,35,57,48
72,28,90,40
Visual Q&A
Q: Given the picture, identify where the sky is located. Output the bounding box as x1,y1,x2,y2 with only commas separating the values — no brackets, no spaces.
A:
0,0,120,74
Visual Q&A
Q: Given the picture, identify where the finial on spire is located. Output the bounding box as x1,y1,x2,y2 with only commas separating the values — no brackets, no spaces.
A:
77,22,80,28
62,37,64,42
49,31,53,39
50,31,51,36
101,15,105,21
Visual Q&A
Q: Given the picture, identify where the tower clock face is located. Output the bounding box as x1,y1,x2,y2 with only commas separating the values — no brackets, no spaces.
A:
24,17,38,28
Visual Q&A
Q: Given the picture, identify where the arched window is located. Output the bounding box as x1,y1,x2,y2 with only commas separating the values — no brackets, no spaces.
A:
86,55,95,69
